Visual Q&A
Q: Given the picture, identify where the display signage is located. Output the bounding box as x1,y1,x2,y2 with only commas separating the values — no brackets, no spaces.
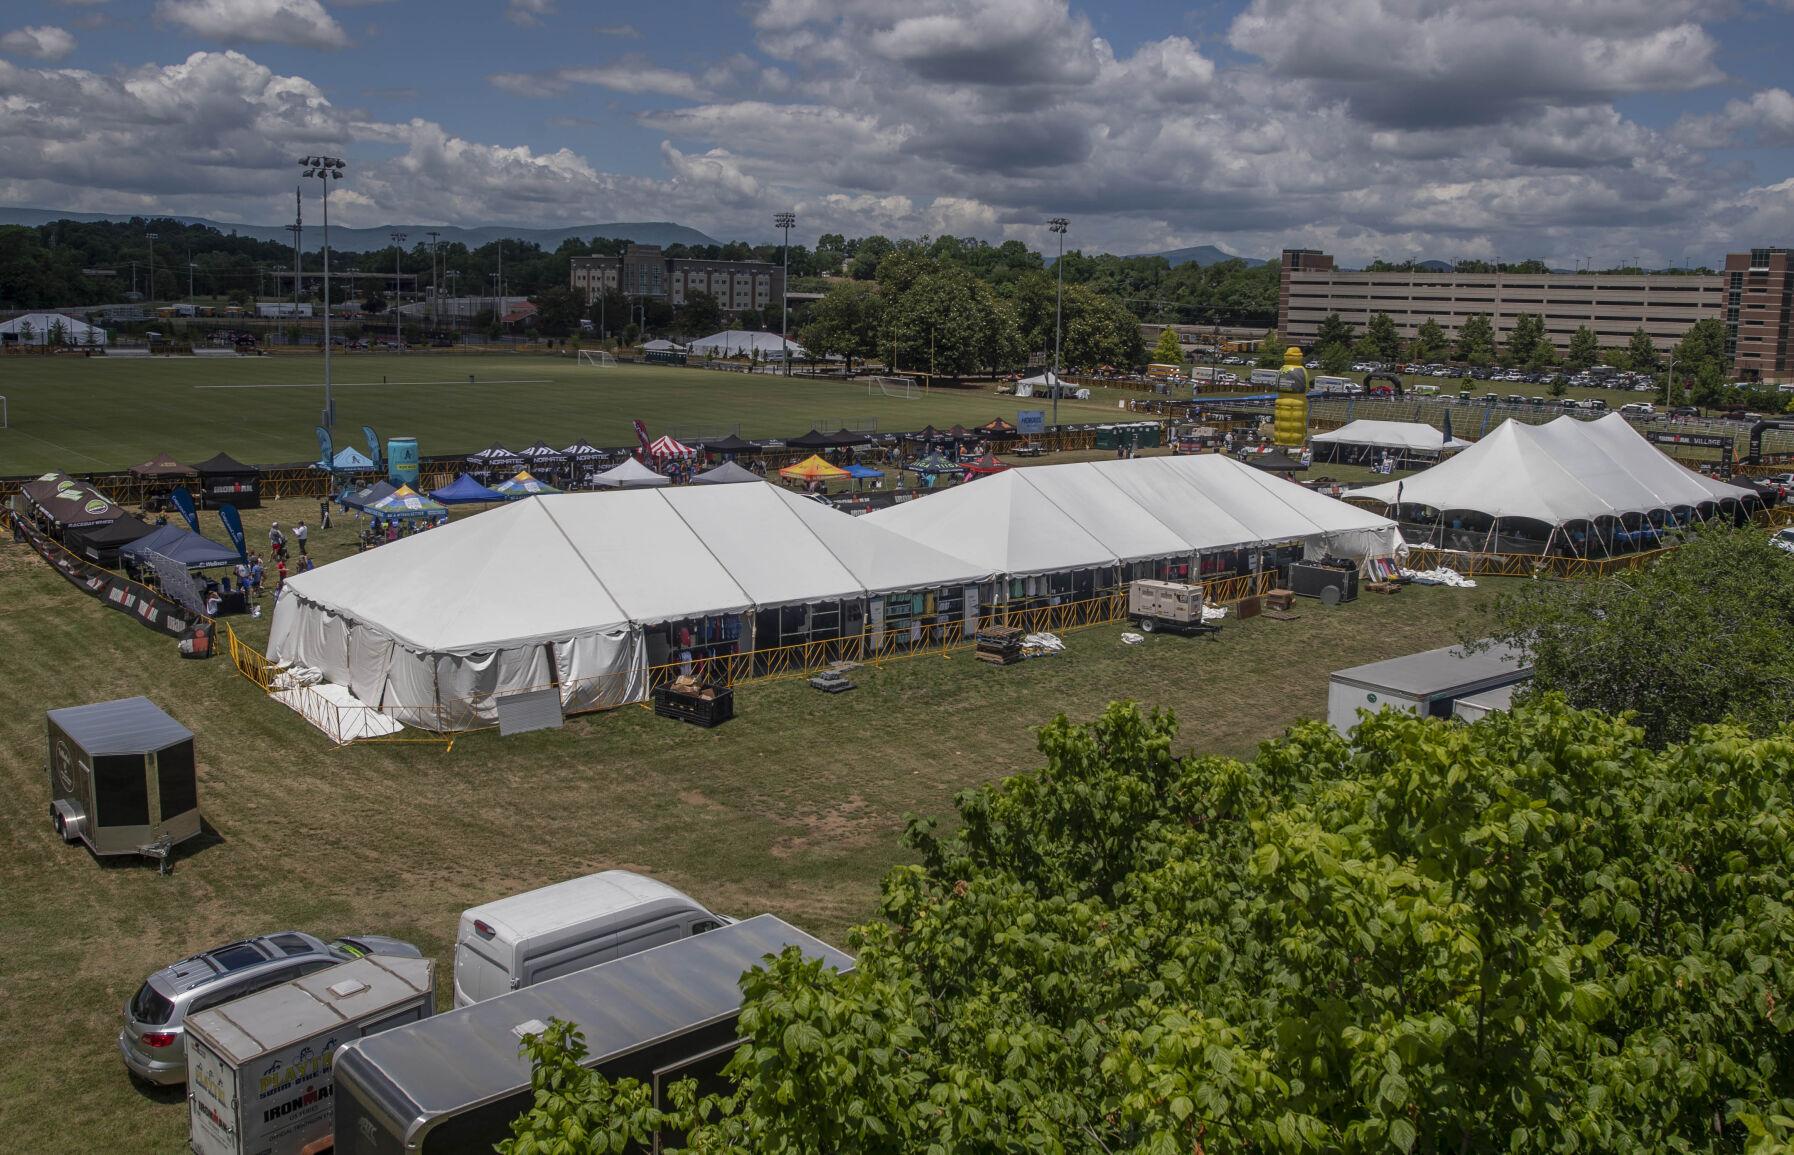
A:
1016,409,1046,435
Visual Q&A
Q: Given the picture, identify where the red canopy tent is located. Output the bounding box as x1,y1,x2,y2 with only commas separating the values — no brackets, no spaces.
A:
646,434,697,460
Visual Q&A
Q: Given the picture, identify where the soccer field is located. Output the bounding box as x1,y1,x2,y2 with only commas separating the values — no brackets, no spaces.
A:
0,353,1131,475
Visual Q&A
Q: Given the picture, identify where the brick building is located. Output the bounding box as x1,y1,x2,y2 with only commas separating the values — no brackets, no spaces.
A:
570,245,783,314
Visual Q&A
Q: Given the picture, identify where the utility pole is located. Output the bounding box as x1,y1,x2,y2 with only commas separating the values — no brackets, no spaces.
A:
390,231,407,349
299,156,345,427
187,253,195,306
1048,217,1069,428
146,231,158,308
774,211,795,375
426,230,440,330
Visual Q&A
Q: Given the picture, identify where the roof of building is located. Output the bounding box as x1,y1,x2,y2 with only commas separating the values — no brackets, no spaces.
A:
1331,642,1531,697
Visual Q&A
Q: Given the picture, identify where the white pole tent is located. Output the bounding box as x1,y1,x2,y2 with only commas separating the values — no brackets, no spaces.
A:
686,330,808,359
1311,419,1471,464
0,312,107,346
1352,413,1757,556
267,485,988,731
865,453,1403,585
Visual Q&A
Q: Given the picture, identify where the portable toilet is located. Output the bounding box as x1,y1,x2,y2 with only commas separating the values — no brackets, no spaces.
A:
47,696,200,870
386,436,419,486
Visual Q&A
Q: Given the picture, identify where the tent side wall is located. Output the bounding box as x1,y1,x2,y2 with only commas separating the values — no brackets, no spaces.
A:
268,593,649,731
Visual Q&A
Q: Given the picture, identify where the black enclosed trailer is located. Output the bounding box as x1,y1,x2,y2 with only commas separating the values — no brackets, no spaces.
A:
47,696,200,871
331,914,852,1154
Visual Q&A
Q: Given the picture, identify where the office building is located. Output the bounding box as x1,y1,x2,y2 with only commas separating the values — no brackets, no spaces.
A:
570,245,782,314
1278,249,1724,360
1723,248,1794,381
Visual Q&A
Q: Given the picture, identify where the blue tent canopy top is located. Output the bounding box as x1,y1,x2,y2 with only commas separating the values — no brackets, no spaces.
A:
367,485,447,520
843,464,885,479
119,523,241,568
321,446,375,472
430,474,507,505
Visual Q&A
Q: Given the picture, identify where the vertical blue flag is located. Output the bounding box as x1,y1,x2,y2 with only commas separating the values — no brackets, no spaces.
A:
363,425,382,470
217,504,248,563
169,486,201,535
316,425,333,468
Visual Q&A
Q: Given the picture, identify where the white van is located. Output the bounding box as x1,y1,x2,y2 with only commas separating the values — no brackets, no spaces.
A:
452,871,725,1007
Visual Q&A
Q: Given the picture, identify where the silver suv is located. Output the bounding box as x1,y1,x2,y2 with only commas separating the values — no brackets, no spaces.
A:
119,930,422,1085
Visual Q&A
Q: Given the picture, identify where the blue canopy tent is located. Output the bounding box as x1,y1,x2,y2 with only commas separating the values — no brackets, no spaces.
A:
843,464,885,480
341,480,397,512
366,485,448,521
120,523,241,569
430,474,507,505
323,446,375,472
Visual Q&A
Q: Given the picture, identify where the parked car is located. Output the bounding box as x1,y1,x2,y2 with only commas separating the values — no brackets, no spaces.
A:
1773,528,1794,555
1669,405,1700,418
120,931,423,1086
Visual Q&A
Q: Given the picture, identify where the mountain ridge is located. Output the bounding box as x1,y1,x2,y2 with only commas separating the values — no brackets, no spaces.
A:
0,206,718,253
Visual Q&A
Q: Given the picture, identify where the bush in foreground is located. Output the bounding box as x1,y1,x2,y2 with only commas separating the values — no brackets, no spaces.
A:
503,701,1794,1154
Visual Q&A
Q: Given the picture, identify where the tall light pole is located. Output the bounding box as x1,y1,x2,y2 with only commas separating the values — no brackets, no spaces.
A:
426,230,440,330
145,231,158,309
187,256,196,307
390,231,407,349
299,155,345,427
445,269,460,341
774,211,794,375
288,187,303,310
1048,217,1069,429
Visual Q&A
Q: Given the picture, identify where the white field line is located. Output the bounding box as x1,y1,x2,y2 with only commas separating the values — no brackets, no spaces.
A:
192,377,555,390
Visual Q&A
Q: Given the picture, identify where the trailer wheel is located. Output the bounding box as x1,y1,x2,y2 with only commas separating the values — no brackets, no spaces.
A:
1137,617,1155,633
52,805,70,842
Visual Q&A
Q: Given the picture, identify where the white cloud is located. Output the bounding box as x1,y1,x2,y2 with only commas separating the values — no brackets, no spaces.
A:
1676,88,1794,147
491,58,706,100
504,0,552,27
659,142,761,200
592,23,638,37
1,25,76,61
155,0,346,49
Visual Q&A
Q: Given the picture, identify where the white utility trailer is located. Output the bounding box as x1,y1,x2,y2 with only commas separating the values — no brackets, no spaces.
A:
1328,642,1530,734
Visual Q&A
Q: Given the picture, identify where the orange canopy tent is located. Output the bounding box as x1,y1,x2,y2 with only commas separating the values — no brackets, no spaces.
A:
779,455,850,481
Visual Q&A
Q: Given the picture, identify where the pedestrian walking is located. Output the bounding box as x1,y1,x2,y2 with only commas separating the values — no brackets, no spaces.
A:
276,557,287,589
319,498,332,530
269,521,286,561
250,555,265,597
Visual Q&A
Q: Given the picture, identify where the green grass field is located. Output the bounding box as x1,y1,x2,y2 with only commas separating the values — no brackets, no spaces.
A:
0,353,1139,475
0,499,1505,1151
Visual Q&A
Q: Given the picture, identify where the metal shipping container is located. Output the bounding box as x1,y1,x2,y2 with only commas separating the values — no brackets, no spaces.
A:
187,955,436,1155
1328,642,1531,734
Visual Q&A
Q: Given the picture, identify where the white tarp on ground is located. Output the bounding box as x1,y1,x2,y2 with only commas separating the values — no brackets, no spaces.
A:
866,453,1403,576
1353,414,1753,522
1312,420,1471,452
268,487,988,730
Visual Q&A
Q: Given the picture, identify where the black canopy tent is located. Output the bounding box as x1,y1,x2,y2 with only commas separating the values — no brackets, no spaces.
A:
65,515,155,565
698,433,756,454
559,439,605,462
465,443,524,470
829,429,872,447
21,473,127,533
129,453,198,480
517,440,567,469
785,429,837,451
192,452,262,509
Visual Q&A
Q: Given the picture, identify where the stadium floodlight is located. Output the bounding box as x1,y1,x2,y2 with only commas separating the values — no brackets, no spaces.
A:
391,231,407,350
145,231,159,308
1048,217,1069,429
774,212,795,376
300,155,348,427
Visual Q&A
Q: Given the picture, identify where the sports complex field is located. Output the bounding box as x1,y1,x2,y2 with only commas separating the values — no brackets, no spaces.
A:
0,348,1502,1151
0,352,1133,474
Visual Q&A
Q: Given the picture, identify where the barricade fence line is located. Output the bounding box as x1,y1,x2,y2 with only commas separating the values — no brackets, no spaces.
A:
220,569,1275,746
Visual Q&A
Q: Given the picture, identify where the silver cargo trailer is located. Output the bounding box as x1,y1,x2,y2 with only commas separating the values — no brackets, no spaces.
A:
332,914,851,1155
187,954,436,1155
1328,642,1531,734
47,696,200,870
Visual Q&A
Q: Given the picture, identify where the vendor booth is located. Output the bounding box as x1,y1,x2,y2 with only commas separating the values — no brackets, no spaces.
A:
21,473,129,537
694,461,764,485
431,474,507,505
698,433,756,456
780,456,849,482
65,515,154,566
592,457,670,489
192,452,262,509
367,485,448,521
493,471,560,498
341,480,397,513
466,444,523,473
129,453,197,482
120,523,242,569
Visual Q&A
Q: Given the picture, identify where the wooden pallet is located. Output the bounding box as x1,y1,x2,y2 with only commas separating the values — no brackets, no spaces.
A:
1365,581,1403,595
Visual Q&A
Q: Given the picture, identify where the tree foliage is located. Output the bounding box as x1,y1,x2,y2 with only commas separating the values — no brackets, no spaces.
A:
1482,525,1794,746
1505,312,1544,366
1675,318,1730,402
1627,327,1661,373
1410,319,1448,363
1362,312,1400,361
1152,325,1185,364
505,696,1794,1154
1565,325,1600,370
1257,329,1285,368
1455,313,1497,365
1315,312,1355,350
799,281,885,371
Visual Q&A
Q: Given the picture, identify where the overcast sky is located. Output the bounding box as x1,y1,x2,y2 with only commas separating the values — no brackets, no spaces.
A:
2,0,1791,265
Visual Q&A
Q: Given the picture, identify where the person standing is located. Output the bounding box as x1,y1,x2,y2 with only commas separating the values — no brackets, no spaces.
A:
269,521,285,561
294,519,308,557
276,556,287,590
249,554,265,597
318,498,332,530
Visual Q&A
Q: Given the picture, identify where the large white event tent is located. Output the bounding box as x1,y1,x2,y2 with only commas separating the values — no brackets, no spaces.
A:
267,485,987,730
687,330,808,359
1312,420,1470,463
0,312,107,346
1352,414,1757,555
866,453,1402,595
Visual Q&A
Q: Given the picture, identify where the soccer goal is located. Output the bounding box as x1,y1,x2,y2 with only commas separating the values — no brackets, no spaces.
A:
578,349,617,368
867,375,919,399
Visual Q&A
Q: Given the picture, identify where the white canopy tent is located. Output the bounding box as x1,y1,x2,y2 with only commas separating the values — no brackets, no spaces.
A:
642,339,687,353
267,486,988,730
687,330,808,359
1312,420,1471,454
1013,371,1086,400
1352,414,1756,555
866,453,1402,580
0,312,107,347
591,457,670,489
